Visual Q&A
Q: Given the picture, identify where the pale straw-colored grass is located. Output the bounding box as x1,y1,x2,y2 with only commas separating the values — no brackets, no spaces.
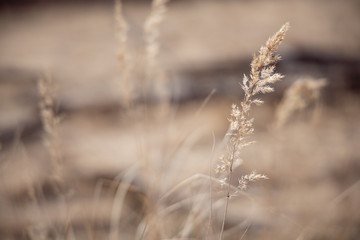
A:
37,75,62,182
144,0,170,104
275,77,327,128
114,0,133,107
216,22,289,240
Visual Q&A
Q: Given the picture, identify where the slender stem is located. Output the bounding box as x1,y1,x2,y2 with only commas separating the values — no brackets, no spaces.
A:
219,143,237,240
219,185,230,240
206,131,216,239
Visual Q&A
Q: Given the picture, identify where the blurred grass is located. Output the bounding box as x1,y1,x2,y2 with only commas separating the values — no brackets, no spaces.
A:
0,0,360,239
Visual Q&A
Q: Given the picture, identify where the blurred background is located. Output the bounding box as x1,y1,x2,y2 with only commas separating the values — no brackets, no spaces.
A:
0,0,359,239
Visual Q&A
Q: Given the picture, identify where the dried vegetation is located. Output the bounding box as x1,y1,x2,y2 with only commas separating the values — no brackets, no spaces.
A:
0,1,359,240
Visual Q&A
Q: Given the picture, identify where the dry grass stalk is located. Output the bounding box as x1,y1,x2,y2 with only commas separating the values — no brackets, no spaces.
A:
275,77,327,128
37,76,62,182
216,22,289,240
36,75,70,239
114,0,128,67
144,0,170,103
144,0,168,72
114,0,132,106
109,167,138,240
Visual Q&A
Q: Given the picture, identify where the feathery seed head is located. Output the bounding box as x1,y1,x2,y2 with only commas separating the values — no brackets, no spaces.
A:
238,171,269,191
216,23,289,193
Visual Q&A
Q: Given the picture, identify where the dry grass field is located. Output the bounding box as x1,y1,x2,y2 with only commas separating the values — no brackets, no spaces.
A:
0,0,360,239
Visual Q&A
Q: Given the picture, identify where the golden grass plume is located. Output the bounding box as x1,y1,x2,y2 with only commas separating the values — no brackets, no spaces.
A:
217,22,290,239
